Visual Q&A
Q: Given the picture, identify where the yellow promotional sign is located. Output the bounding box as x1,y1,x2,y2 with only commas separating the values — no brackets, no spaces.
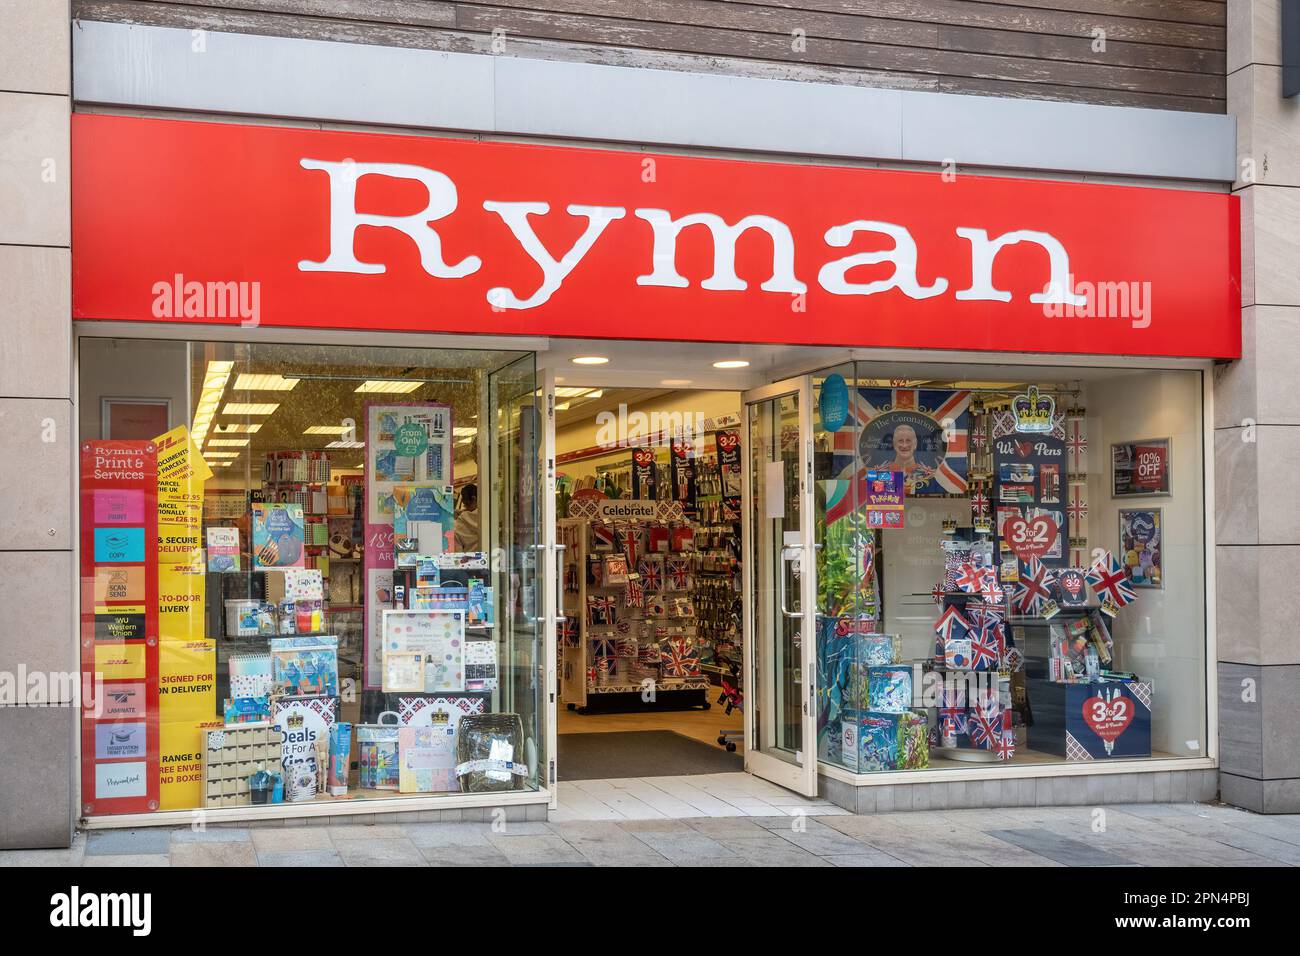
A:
159,638,216,721
159,717,223,811
158,556,207,644
154,425,212,566
93,642,146,681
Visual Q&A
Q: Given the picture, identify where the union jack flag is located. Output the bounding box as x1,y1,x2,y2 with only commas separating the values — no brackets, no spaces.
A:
637,556,664,591
994,715,1016,760
558,617,579,647
969,621,1002,671
1014,557,1056,615
826,387,972,523
624,578,646,609
967,691,1003,750
590,522,615,552
968,599,1004,628
587,595,616,626
938,681,968,737
931,583,946,605
974,565,1000,599
1087,550,1136,609
934,604,972,643
1066,417,1088,475
953,562,982,593
614,523,640,565
970,489,990,515
1067,484,1088,532
659,637,701,678
666,557,691,590
591,637,617,658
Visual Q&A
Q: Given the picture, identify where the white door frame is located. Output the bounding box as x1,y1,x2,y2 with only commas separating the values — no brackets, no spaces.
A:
741,376,819,797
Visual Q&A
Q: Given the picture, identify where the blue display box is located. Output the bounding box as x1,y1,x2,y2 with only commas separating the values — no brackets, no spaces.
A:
1026,677,1153,760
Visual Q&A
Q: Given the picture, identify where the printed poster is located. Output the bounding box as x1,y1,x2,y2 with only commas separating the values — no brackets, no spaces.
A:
252,502,306,569
827,387,971,523
1118,508,1163,588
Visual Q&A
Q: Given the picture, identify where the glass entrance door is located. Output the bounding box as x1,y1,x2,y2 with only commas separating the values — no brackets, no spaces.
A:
741,378,818,796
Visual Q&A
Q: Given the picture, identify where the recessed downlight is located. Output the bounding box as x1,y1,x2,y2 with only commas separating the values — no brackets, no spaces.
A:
661,379,693,386
571,356,610,366
712,360,750,369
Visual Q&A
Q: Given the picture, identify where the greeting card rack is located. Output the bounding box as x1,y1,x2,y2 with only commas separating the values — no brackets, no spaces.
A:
558,516,712,714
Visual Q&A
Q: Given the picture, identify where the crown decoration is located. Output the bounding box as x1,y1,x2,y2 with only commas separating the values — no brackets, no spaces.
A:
286,712,305,730
1011,385,1055,434
973,516,993,535
942,517,959,534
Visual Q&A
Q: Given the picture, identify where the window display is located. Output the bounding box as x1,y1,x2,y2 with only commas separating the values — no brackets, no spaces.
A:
78,337,543,817
814,363,1206,775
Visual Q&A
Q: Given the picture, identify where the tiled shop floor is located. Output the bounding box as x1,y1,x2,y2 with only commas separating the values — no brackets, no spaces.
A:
6,800,1300,867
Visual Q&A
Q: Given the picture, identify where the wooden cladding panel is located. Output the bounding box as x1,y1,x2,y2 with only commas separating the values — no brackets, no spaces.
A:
73,0,1228,112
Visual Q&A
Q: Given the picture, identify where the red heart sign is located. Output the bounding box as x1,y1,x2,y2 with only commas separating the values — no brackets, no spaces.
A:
1083,693,1133,745
1001,514,1059,561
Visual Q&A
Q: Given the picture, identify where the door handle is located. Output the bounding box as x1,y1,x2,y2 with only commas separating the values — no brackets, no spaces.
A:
779,544,803,620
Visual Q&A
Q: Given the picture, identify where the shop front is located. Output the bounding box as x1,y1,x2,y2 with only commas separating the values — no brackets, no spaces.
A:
70,112,1237,825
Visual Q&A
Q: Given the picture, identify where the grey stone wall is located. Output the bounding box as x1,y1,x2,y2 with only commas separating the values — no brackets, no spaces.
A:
0,0,74,848
1217,0,1300,813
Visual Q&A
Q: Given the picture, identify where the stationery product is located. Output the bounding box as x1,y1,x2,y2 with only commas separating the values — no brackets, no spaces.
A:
270,695,337,776
251,502,306,569
357,712,402,790
270,635,339,697
228,652,274,699
202,726,286,808
398,724,458,793
328,722,352,796
224,599,262,638
205,526,241,572
381,609,466,693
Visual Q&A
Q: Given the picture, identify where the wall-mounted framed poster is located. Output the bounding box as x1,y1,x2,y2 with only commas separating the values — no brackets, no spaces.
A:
1111,437,1172,498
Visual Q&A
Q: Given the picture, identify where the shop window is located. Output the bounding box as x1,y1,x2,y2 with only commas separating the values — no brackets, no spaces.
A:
77,337,542,815
813,363,1206,774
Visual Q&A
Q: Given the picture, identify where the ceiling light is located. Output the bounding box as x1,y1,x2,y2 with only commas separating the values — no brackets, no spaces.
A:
570,356,609,366
208,438,250,447
554,402,570,411
212,423,262,434
661,379,693,386
233,373,300,391
203,451,242,459
325,440,366,449
223,402,280,415
210,462,234,468
712,360,750,369
304,425,351,435
191,360,233,448
554,387,594,398
355,380,422,394
453,427,478,437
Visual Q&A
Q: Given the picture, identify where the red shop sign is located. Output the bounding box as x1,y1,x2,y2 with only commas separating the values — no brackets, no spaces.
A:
72,114,1240,359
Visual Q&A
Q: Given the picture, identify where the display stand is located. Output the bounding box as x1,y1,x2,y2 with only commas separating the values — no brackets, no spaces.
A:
559,513,712,714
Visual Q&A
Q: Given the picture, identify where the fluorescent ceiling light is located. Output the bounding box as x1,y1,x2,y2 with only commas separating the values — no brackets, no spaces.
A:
570,356,609,365
203,451,242,459
212,423,262,434
453,427,478,437
223,402,280,415
191,359,233,448
661,379,693,386
354,380,421,394
208,438,250,447
325,440,366,449
233,373,300,391
304,425,351,435
712,360,750,369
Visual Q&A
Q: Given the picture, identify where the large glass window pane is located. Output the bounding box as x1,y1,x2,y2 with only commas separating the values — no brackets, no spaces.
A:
816,361,1205,774
77,336,540,816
